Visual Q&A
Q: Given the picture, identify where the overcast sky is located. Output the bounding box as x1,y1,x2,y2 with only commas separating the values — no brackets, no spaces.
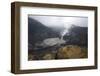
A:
29,15,88,36
29,15,88,28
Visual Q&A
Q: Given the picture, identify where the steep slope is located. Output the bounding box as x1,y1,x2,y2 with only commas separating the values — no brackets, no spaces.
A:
28,17,60,46
64,25,88,46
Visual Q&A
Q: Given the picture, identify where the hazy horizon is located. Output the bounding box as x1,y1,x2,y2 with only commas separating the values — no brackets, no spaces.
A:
29,15,88,27
28,15,88,37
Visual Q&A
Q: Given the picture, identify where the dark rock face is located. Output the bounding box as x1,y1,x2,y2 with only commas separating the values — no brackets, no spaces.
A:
28,17,60,46
64,25,88,46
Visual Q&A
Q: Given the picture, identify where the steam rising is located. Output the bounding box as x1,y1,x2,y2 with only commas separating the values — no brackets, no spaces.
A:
29,15,88,40
61,30,68,40
60,23,72,40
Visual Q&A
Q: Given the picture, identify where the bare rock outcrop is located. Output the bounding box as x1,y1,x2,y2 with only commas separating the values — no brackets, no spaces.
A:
57,45,87,59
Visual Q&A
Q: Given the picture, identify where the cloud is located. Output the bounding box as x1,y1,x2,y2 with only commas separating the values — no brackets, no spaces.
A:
29,15,88,28
29,15,88,37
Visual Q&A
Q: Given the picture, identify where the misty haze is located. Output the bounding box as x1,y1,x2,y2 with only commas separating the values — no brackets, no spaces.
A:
28,15,88,60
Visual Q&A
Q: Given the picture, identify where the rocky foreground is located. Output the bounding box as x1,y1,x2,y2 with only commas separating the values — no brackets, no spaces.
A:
28,45,87,60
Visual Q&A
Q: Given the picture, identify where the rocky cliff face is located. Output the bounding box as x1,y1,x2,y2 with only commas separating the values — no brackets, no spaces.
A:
28,17,60,46
57,45,87,59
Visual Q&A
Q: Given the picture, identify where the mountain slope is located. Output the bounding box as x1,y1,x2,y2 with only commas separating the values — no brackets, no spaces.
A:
28,17,60,46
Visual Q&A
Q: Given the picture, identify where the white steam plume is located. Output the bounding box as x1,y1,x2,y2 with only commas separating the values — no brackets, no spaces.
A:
60,23,72,40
